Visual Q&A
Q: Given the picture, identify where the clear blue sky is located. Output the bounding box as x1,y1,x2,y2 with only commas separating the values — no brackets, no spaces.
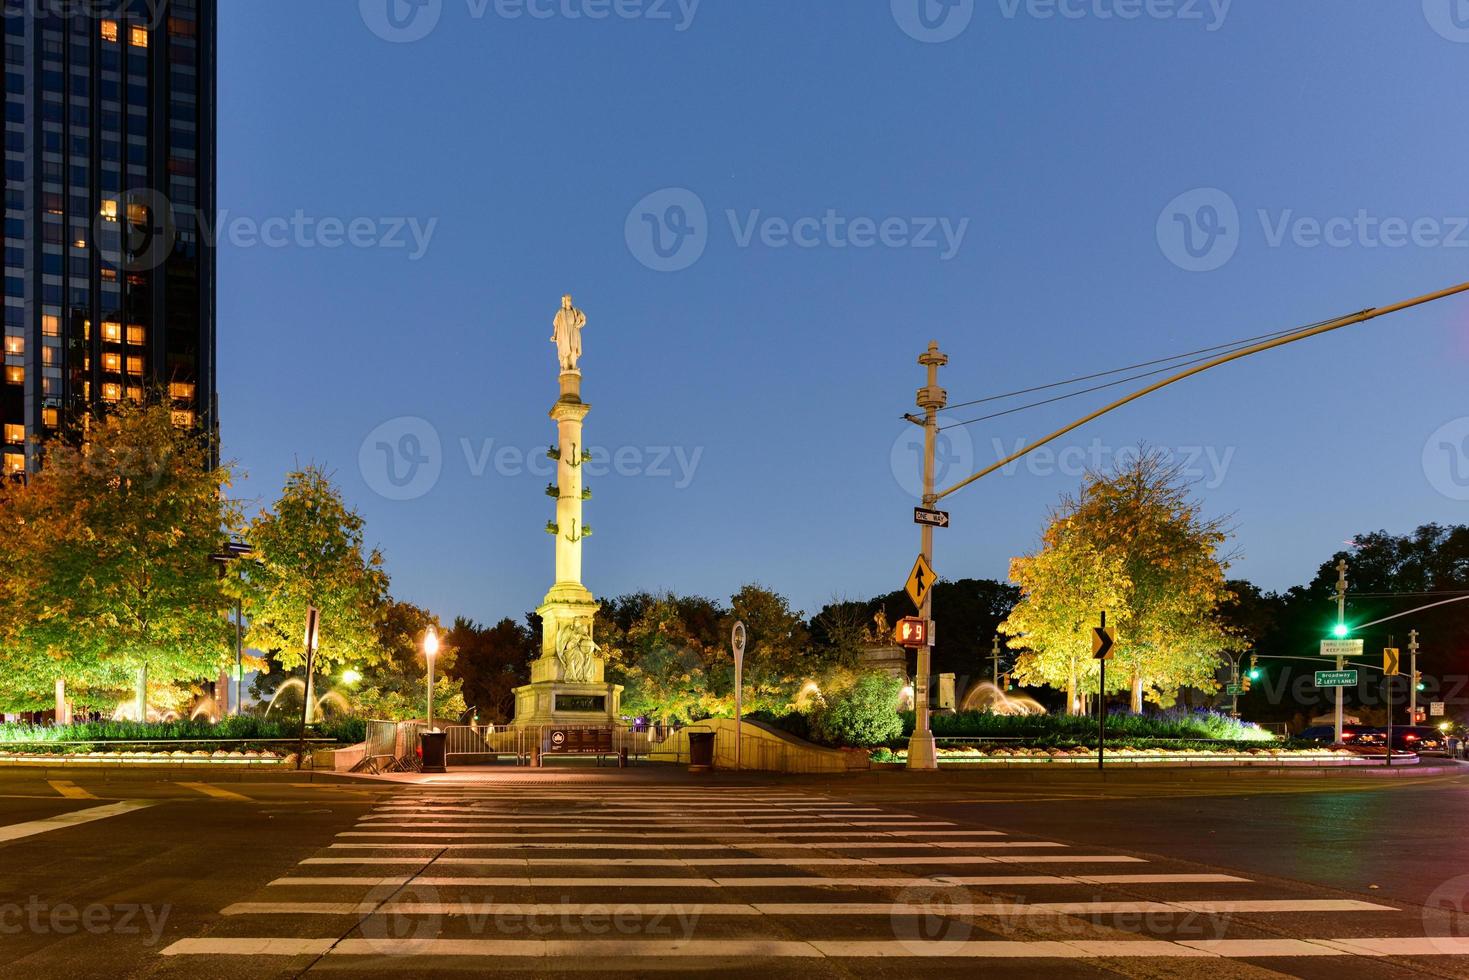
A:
217,1,1469,628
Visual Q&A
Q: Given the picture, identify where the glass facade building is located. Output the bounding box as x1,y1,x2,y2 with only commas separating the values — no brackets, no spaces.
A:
3,0,217,476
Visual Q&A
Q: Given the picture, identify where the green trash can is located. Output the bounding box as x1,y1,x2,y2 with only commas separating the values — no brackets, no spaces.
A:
420,730,447,773
688,731,715,772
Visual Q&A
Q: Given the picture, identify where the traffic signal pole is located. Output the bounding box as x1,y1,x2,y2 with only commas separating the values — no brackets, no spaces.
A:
907,341,947,771
1335,559,1348,745
1409,629,1420,723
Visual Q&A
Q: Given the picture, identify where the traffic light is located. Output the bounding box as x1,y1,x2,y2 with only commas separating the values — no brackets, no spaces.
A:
1242,676,1252,693
1246,654,1262,682
1415,671,1425,692
1332,623,1350,638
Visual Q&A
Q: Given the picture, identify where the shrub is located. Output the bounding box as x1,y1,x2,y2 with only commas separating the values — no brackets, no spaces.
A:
808,674,905,748
899,708,1275,744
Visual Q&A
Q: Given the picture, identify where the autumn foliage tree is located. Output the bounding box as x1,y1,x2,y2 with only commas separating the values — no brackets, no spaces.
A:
1002,451,1237,713
0,400,238,713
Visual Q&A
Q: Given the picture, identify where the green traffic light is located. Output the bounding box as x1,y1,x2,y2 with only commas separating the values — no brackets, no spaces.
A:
1417,682,1426,692
1248,668,1262,680
1332,623,1350,638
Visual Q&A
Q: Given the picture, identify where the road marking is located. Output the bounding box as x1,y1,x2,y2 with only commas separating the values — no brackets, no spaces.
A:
325,841,1042,852
298,853,1127,869
180,783,251,801
0,800,154,844
336,830,995,840
46,780,97,800
268,873,1234,889
163,936,1469,959
349,820,952,830
221,899,1393,918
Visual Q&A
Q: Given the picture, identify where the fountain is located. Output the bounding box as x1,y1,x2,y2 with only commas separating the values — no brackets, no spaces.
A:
961,681,1046,716
264,678,350,723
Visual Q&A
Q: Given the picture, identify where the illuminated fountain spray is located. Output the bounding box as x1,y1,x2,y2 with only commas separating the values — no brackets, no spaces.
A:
961,681,1046,716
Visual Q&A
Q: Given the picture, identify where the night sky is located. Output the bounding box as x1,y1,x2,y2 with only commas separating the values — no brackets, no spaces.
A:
216,1,1469,625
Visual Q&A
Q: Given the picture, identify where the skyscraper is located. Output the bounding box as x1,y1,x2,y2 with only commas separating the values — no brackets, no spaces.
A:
3,0,217,476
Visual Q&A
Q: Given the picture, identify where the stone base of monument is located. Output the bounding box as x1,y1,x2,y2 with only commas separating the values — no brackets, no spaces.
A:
512,678,624,727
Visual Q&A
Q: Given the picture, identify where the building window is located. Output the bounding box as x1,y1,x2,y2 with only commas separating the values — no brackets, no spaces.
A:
126,386,143,403
126,356,143,376
101,20,119,43
129,25,149,48
2,336,20,355
4,366,21,385
42,408,59,428
171,409,194,428
41,346,57,366
42,314,60,337
126,324,146,345
102,352,121,372
99,200,118,222
169,381,195,401
3,424,22,445
102,321,122,342
102,383,120,402
2,453,22,476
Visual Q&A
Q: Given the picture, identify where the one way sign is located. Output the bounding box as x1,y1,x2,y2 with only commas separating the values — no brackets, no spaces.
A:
913,507,950,529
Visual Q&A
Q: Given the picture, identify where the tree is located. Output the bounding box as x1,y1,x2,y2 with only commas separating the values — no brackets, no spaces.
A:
446,616,536,724
348,599,463,722
243,467,388,678
1002,450,1237,713
607,593,718,725
723,584,818,716
808,673,905,747
0,400,237,714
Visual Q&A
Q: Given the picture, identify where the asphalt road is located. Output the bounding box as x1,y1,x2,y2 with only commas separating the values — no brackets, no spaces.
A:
1,765,1467,978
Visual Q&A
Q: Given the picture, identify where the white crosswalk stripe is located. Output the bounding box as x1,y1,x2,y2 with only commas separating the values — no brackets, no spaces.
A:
159,786,1460,970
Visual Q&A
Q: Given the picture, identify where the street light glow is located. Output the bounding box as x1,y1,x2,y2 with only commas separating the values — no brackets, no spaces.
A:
424,626,439,658
342,669,362,685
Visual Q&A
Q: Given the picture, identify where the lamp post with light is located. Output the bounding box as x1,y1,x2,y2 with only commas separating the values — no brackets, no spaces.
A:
424,626,440,732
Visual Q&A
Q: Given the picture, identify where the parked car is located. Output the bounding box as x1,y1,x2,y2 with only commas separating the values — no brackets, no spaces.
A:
1384,725,1450,755
1296,724,1386,747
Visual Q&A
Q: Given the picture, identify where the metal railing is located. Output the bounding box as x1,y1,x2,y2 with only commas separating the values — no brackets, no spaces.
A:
356,721,654,769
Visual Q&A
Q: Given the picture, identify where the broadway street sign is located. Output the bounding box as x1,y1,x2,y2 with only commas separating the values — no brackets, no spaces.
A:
1315,670,1359,688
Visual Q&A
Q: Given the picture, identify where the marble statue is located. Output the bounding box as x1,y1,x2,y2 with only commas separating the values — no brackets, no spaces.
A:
551,294,587,373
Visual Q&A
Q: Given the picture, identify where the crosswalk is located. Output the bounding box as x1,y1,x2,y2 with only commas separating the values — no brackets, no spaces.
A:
157,785,1469,971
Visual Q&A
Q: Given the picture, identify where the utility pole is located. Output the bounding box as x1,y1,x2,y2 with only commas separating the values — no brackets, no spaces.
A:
991,635,1001,688
1335,559,1348,745
907,341,947,771
1409,629,1420,723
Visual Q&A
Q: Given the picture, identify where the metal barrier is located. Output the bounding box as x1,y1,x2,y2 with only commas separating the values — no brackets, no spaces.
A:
355,721,657,770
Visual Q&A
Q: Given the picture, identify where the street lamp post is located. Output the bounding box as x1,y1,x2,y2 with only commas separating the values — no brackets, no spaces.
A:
424,626,440,732
209,541,254,717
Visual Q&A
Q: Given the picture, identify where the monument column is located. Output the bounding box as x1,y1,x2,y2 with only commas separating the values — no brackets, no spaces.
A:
513,295,623,727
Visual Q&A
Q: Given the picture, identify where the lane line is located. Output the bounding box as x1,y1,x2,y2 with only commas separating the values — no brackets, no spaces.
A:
220,899,1394,917
298,854,1129,868
336,830,997,840
0,800,154,843
47,780,98,800
180,782,252,801
164,936,1469,959
325,841,1044,852
266,873,1242,888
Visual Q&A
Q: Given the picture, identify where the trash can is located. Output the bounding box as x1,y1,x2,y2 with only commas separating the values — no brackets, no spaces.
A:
688,731,715,772
420,730,448,773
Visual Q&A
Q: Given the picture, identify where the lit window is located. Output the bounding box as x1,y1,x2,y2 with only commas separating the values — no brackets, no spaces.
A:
82,320,92,340
101,268,117,281
102,352,121,372
3,424,22,445
42,315,59,337
101,20,119,43
2,453,22,476
2,336,21,355
4,366,22,385
42,408,59,428
99,200,118,222
126,356,143,376
126,324,146,345
171,409,195,428
169,381,196,401
126,387,143,403
129,25,148,48
102,321,122,342
102,383,120,402
41,346,57,366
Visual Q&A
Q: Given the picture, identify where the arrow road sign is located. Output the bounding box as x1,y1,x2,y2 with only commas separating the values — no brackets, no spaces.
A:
913,507,950,528
1383,648,1401,676
1092,627,1114,660
905,554,935,611
1315,670,1358,688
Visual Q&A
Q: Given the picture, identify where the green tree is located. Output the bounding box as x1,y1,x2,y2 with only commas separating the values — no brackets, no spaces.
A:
243,467,388,678
808,673,905,747
446,616,536,724
1002,450,1237,713
345,599,463,721
0,400,237,713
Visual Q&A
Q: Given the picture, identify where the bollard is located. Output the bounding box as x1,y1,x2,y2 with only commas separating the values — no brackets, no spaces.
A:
618,747,629,769
530,744,540,768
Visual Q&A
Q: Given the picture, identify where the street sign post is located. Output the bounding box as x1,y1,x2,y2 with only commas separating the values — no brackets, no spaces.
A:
1225,682,1244,696
1095,613,1110,771
905,554,935,611
731,621,746,771
1431,701,1446,717
1320,639,1365,658
913,507,950,529
895,617,929,648
1314,670,1358,688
